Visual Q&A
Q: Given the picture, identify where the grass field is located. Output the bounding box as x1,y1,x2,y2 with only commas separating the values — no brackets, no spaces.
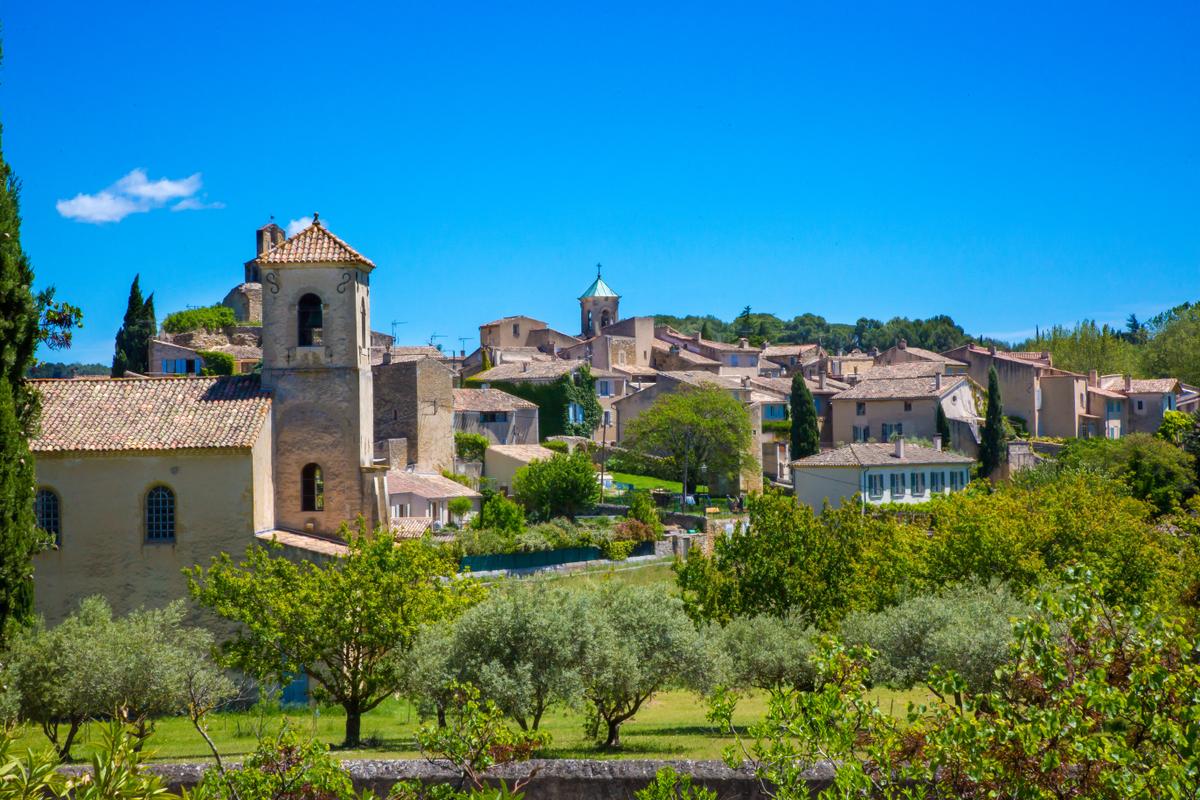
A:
8,686,931,764
607,473,710,494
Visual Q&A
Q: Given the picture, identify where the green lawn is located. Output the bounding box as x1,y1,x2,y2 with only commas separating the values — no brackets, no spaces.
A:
7,686,931,764
607,473,709,494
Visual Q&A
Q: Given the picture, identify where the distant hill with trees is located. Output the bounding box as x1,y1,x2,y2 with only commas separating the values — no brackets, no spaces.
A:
27,362,108,379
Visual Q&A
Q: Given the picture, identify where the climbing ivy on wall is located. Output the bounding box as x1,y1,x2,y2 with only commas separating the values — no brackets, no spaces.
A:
472,365,602,439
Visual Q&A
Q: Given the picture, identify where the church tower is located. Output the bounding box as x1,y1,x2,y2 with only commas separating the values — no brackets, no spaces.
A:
256,216,382,535
579,265,620,338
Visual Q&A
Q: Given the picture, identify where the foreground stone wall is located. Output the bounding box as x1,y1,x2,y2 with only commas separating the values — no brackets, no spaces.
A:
130,759,834,798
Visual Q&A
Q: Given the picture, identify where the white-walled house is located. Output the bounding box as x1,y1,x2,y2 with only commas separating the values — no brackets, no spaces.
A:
791,438,973,512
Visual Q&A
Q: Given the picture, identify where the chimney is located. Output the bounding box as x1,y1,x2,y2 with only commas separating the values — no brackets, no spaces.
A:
869,347,879,357
894,436,905,460
819,373,827,390
1088,369,1098,387
935,372,943,390
988,343,997,355
738,337,749,348
521,362,529,373
481,383,490,393
933,434,943,451
898,338,907,350
694,331,703,343
740,376,750,388
1125,374,1132,392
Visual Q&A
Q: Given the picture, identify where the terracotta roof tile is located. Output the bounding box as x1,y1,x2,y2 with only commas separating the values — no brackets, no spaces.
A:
833,376,967,401
761,344,821,358
385,471,480,499
254,220,374,268
452,387,537,412
859,362,948,380
472,360,586,382
31,376,271,453
791,442,974,467
1099,376,1182,394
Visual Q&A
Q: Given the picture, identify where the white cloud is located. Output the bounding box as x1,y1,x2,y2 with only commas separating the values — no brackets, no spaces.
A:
56,169,220,224
286,216,314,236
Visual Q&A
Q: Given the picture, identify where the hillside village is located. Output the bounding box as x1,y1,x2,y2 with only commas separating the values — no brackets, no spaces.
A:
25,218,1200,627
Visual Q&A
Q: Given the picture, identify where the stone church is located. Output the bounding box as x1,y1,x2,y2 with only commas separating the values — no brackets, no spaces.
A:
29,218,404,624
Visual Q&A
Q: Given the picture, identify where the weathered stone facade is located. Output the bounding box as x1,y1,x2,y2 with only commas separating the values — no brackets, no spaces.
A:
374,358,455,473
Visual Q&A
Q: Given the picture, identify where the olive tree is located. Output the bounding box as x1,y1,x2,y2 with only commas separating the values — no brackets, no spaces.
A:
714,613,819,692
577,583,713,748
188,521,484,747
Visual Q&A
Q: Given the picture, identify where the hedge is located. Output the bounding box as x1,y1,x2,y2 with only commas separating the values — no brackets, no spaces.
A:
197,350,235,376
162,305,237,333
455,432,489,462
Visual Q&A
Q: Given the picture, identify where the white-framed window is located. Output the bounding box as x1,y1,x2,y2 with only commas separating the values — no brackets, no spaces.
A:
910,471,926,495
867,474,884,498
930,471,945,493
889,472,906,497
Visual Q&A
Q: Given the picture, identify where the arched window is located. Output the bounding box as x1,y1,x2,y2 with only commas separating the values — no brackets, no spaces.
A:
301,463,324,512
145,486,176,542
360,299,367,344
35,488,61,547
298,294,323,346
586,310,593,333
600,309,611,328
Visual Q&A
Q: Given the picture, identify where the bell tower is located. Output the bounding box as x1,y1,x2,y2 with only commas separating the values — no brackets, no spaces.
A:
256,215,382,535
579,264,620,338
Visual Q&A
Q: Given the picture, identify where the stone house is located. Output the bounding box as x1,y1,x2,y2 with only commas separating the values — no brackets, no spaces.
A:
760,343,824,376
748,373,851,448
650,340,721,373
830,374,981,455
29,218,445,624
653,326,764,376
1099,375,1182,434
374,356,455,473
791,438,973,512
822,349,876,382
453,386,539,445
874,340,968,374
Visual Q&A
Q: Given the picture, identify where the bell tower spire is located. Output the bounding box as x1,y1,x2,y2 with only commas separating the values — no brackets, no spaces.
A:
579,264,620,338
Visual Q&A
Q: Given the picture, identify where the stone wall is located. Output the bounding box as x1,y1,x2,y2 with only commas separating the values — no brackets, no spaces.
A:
374,358,455,473
134,758,836,798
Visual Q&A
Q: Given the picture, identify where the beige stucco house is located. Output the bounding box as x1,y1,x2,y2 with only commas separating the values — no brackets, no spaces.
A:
453,387,539,445
1099,375,1182,434
483,443,558,493
791,438,973,512
830,374,981,455
874,340,968,374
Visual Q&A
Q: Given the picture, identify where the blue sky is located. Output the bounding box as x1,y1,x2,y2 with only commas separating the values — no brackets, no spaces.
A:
4,1,1198,363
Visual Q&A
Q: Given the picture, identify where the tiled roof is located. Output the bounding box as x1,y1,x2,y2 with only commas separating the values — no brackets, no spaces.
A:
392,516,435,539
749,375,850,396
31,376,270,453
655,326,762,354
1099,375,1181,394
486,444,557,462
613,364,659,377
1086,384,1126,399
256,530,349,557
832,376,967,401
254,219,375,268
480,315,547,328
472,360,586,382
386,471,480,499
762,344,821,359
954,345,1053,367
791,442,974,467
453,387,537,412
859,362,947,380
651,340,721,366
884,346,966,365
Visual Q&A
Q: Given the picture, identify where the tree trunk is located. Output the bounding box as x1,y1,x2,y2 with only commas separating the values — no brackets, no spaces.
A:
436,703,447,729
681,456,689,511
604,718,621,749
344,709,362,748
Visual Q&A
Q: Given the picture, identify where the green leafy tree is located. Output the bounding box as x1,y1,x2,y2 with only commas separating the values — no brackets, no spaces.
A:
197,350,234,376
454,431,489,462
0,382,37,641
160,304,237,334
187,522,484,747
1058,432,1195,515
713,613,819,692
1142,304,1200,385
622,385,756,495
713,573,1200,798
511,450,598,521
447,496,473,525
789,374,819,459
1157,409,1195,445
977,366,1005,478
577,583,712,748
111,275,156,377
699,320,713,340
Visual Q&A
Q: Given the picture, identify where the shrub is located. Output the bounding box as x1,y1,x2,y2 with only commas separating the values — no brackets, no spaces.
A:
192,727,356,800
448,496,474,524
611,518,654,543
599,539,636,561
1058,432,1195,515
839,581,1028,693
455,432,489,462
541,439,570,454
197,350,235,376
161,304,236,333
635,767,718,800
475,494,525,534
626,490,663,536
714,613,819,692
441,469,474,488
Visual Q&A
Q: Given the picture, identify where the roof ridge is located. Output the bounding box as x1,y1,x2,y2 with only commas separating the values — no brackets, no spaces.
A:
255,220,375,268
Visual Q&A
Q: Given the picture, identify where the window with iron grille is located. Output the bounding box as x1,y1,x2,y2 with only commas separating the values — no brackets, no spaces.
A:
35,488,61,546
146,486,175,542
302,463,324,512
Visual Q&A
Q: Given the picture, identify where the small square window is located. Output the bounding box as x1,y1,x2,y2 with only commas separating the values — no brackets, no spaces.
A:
903,401,912,412
856,402,866,417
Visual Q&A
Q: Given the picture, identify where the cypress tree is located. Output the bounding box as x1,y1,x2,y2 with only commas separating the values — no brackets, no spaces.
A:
978,366,1005,478
936,402,952,446
0,109,41,637
700,320,713,340
112,276,155,376
789,373,820,459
